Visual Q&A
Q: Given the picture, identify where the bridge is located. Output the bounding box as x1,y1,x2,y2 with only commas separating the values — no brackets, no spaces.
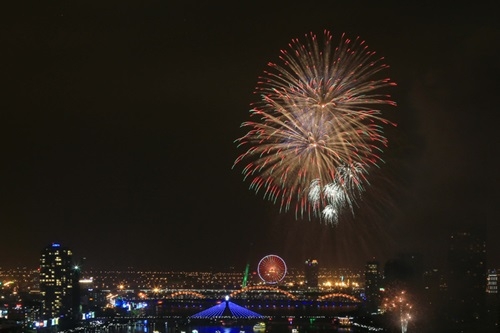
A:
121,286,362,303
108,286,363,321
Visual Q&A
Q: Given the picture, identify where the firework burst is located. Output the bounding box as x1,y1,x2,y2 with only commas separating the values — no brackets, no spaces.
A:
382,290,413,333
233,30,396,224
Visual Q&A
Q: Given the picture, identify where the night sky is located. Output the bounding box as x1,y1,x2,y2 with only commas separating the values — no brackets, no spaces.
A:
1,1,499,272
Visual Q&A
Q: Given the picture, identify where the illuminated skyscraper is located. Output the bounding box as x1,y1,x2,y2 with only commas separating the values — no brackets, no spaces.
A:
39,243,77,323
304,259,319,289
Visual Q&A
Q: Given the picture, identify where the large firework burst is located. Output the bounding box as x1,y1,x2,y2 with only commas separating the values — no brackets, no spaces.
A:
233,30,397,224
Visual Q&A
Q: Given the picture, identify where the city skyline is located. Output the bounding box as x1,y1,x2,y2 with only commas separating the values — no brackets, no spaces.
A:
1,236,495,332
1,1,499,271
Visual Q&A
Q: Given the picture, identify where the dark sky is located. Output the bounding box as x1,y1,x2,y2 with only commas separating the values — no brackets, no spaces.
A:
1,1,499,272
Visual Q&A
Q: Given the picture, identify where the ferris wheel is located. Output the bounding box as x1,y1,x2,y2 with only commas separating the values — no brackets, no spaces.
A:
257,254,287,284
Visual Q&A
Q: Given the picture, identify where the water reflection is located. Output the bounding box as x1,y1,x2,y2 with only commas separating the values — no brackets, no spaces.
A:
73,322,361,333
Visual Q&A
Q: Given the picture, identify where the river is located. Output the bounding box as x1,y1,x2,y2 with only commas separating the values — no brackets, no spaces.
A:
75,320,374,333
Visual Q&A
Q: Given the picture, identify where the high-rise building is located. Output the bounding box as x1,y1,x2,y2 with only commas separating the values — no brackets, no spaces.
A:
304,259,319,289
39,242,78,324
446,227,487,330
384,252,424,293
486,269,500,329
364,259,381,314
487,269,498,294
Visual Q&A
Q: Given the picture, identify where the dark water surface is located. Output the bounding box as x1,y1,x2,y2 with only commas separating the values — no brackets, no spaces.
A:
84,321,364,333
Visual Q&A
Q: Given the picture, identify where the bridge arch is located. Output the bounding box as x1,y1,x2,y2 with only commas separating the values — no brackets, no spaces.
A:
230,285,298,300
317,293,360,303
168,291,205,299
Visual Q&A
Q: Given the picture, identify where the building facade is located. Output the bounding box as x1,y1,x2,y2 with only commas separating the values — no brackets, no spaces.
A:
487,269,498,294
39,243,78,324
364,259,381,314
304,259,319,290
446,227,487,330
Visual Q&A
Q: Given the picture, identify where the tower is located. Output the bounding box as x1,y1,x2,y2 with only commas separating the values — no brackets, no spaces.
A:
39,242,78,325
304,259,319,290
